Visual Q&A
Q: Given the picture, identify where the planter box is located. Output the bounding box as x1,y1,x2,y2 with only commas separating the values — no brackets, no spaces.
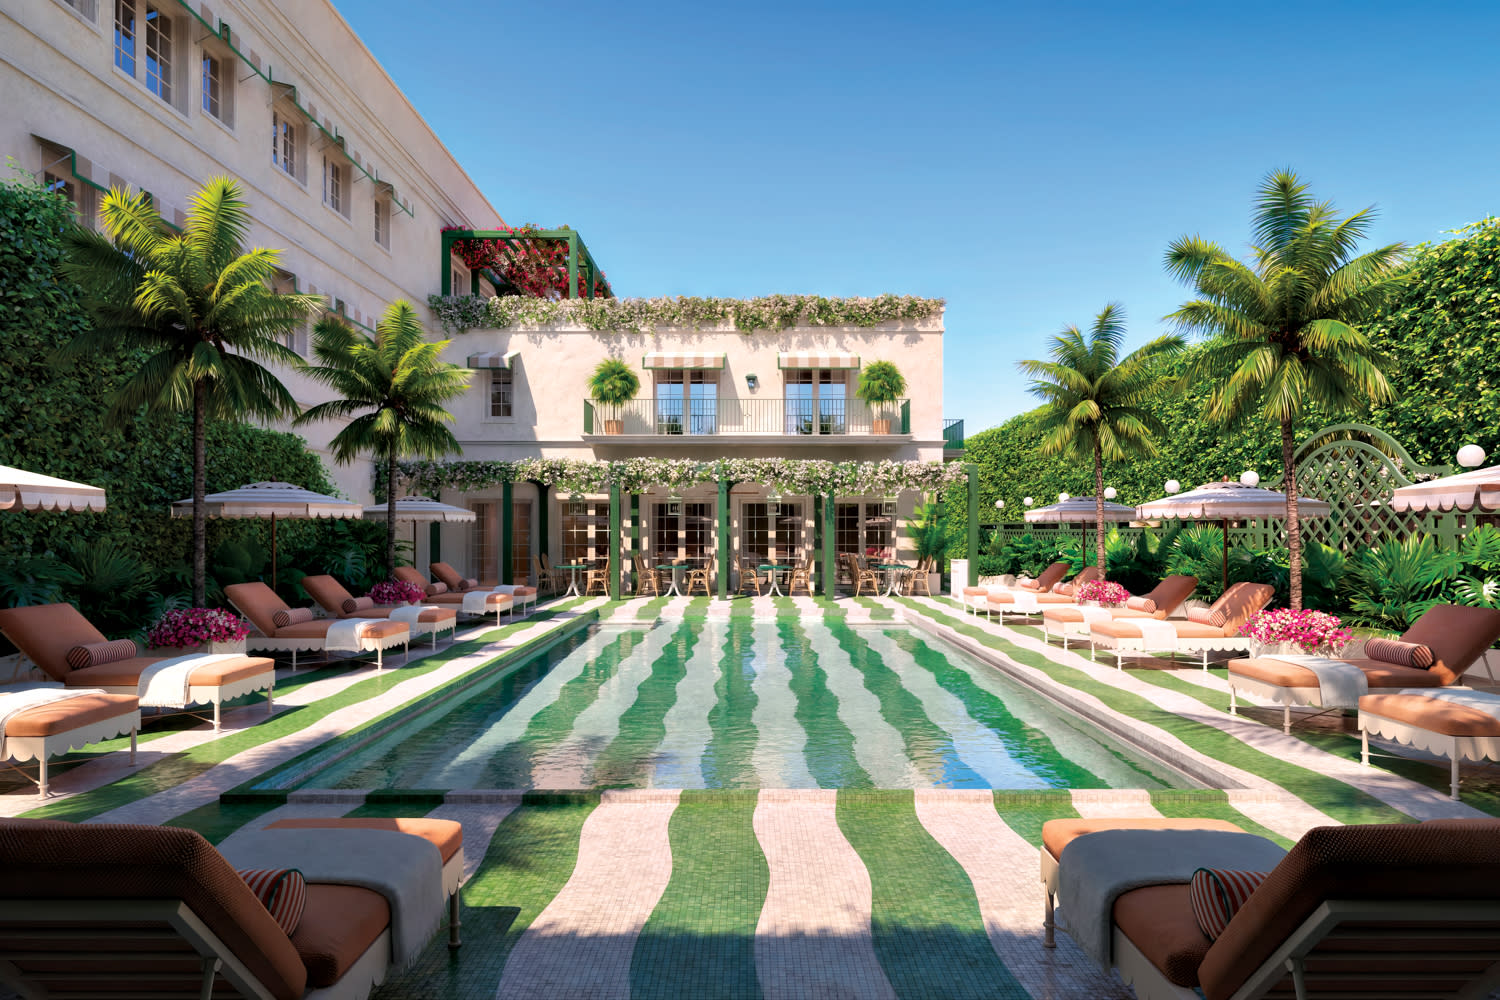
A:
603,419,624,435
1247,640,1340,659
872,418,891,435
149,639,246,657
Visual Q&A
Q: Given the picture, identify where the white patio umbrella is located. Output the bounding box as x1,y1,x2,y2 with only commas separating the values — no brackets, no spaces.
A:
0,465,106,512
171,481,362,589
362,496,476,569
1023,496,1138,523
1136,479,1331,588
1389,467,1500,513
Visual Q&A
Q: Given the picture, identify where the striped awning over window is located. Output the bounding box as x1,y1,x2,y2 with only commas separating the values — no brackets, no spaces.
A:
642,352,726,370
777,351,861,369
467,350,519,369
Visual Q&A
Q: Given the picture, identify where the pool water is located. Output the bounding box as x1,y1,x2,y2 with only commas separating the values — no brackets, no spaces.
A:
303,618,1188,790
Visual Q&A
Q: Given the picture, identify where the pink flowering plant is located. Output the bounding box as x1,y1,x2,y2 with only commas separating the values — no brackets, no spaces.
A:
146,608,250,649
1240,609,1352,654
368,579,425,606
1076,580,1131,607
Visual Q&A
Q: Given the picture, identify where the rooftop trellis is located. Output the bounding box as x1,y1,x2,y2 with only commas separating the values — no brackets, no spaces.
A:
440,227,613,300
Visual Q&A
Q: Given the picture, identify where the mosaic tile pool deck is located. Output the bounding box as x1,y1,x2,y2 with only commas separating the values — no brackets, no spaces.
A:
6,592,1496,999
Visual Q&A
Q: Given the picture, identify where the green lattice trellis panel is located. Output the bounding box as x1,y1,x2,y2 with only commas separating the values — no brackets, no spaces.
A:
1292,424,1451,550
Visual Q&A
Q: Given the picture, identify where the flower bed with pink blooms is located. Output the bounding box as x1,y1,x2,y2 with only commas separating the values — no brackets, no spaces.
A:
369,579,425,606
1239,608,1352,654
1076,579,1131,607
146,608,250,649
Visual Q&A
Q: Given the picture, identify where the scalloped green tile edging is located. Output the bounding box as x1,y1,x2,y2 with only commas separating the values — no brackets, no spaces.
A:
1147,790,1293,849
991,790,1080,848
899,600,1412,826
19,601,597,822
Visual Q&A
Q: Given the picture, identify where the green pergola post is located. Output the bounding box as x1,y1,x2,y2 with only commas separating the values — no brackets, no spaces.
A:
717,478,731,600
822,493,836,597
567,232,580,300
428,522,440,567
608,481,622,599
629,493,640,593
501,480,514,585
966,463,979,586
532,480,549,565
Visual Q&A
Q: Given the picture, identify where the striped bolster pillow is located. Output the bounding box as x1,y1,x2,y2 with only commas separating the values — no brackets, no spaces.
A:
342,596,376,614
1125,596,1157,613
427,581,449,595
1364,637,1435,669
1187,606,1228,627
1054,582,1074,597
462,577,479,591
271,607,315,629
238,868,306,936
64,638,138,671
1190,868,1268,940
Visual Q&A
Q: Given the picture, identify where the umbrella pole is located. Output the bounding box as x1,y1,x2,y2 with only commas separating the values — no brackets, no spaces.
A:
1220,517,1229,592
272,513,278,592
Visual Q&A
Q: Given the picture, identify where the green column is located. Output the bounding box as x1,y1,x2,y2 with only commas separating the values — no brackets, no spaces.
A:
812,495,823,590
717,478,731,601
966,463,979,586
533,481,550,562
822,493,836,597
629,493,641,592
428,522,440,567
501,480,514,585
608,481,622,598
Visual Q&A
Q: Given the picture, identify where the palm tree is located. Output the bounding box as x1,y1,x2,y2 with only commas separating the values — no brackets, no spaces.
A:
1018,304,1183,576
58,178,321,606
1165,169,1410,608
295,301,470,575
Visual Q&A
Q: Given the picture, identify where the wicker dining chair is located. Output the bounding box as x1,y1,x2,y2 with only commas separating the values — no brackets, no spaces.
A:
684,559,712,597
539,553,569,593
584,559,611,596
787,553,814,595
634,556,662,597
905,556,933,597
844,553,881,597
735,556,763,596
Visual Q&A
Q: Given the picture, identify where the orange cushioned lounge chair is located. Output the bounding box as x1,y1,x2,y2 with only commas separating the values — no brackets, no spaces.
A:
0,603,275,733
0,681,139,796
393,567,513,625
1089,582,1274,670
0,814,464,999
1228,603,1500,735
1041,574,1199,649
430,561,537,614
962,559,1073,614
1044,815,1500,1000
982,565,1100,622
225,582,409,672
300,574,457,650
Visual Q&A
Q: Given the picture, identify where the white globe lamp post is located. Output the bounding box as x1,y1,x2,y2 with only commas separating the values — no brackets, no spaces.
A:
1458,444,1487,469
1023,496,1034,507
1164,479,1181,495
1103,486,1117,500
1058,492,1069,502
1239,470,1260,487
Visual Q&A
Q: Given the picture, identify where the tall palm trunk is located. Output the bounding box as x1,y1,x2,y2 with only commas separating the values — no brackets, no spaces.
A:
191,380,207,608
1282,418,1302,610
386,450,398,577
1093,440,1106,577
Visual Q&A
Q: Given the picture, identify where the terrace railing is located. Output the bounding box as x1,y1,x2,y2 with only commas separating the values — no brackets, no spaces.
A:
585,397,911,436
943,418,965,450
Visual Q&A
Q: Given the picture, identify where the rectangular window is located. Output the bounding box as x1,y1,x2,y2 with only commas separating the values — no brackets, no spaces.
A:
562,502,607,569
62,0,98,19
819,370,847,435
489,370,513,418
272,112,295,176
322,157,344,213
742,503,769,566
785,369,814,434
374,198,389,248
655,370,683,435
202,53,221,119
652,503,681,563
865,502,892,560
114,0,136,76
470,501,496,582
685,502,711,566
143,6,171,104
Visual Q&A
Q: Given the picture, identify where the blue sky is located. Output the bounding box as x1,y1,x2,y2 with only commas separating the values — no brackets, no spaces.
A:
343,1,1500,434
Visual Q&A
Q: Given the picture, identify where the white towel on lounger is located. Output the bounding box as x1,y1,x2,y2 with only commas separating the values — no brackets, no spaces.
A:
324,617,375,653
387,604,443,628
137,654,243,708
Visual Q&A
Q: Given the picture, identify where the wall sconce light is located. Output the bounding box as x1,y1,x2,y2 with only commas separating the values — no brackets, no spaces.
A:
745,373,759,391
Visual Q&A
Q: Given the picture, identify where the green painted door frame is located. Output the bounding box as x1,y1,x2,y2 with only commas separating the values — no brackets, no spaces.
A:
608,481,622,598
822,492,836,597
717,479,731,600
966,463,979,586
531,480,549,565
501,480,514,585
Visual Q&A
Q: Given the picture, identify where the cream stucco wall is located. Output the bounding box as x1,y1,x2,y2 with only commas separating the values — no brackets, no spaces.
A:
0,0,505,501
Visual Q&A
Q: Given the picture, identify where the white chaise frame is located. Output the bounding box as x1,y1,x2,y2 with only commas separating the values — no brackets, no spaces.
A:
2,708,139,796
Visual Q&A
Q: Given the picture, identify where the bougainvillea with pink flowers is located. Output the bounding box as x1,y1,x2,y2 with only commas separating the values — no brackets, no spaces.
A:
146,608,250,649
1240,609,1352,653
1077,580,1131,607
368,580,424,606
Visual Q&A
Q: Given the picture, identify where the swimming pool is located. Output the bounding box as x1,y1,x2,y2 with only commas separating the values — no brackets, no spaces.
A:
298,617,1188,790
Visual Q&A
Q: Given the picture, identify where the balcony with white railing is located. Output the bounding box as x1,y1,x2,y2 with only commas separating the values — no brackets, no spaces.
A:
583,397,912,441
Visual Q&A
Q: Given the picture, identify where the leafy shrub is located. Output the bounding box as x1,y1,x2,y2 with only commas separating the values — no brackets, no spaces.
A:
1346,536,1461,631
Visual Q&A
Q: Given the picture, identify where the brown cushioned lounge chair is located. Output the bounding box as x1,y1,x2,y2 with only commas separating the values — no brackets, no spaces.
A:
224,582,409,672
1044,816,1500,1000
0,814,464,999
432,561,539,613
983,565,1101,621
300,574,456,650
392,567,514,624
0,682,139,795
1089,582,1274,670
0,603,275,733
1041,574,1199,649
1018,560,1072,593
1229,604,1500,735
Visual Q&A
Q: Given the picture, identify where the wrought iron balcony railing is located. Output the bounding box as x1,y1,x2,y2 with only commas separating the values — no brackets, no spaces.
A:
585,397,912,437
943,418,965,450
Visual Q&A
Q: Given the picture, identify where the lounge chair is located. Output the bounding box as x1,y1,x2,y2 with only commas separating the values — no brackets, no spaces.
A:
0,814,463,999
0,603,276,732
1044,815,1500,1000
392,567,514,625
1041,574,1199,648
430,561,539,615
300,574,457,650
1359,687,1500,800
0,681,139,795
961,560,1071,613
1229,603,1500,735
982,566,1101,622
1088,582,1273,670
225,582,409,672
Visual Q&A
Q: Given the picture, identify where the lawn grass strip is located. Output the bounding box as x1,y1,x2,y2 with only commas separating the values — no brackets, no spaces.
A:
630,790,767,999
900,598,1447,825
22,603,598,824
913,788,1131,999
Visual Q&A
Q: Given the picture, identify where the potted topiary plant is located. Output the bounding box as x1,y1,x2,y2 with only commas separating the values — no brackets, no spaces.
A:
857,360,906,435
588,359,640,435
